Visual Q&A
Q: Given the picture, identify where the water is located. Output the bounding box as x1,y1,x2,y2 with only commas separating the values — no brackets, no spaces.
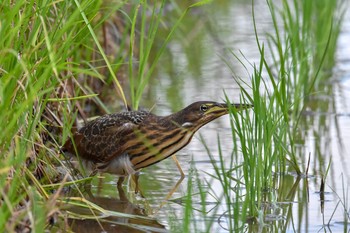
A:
73,1,350,232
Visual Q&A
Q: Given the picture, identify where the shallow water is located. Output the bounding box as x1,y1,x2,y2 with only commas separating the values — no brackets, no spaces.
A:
78,0,350,232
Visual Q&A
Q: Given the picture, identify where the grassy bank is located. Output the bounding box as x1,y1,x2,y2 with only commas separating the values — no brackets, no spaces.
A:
0,1,122,231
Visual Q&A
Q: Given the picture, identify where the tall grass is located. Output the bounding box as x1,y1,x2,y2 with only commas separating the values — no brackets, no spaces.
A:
0,0,128,231
185,0,346,231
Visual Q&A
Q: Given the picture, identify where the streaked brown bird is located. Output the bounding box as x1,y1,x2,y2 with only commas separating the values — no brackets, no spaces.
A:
62,101,253,185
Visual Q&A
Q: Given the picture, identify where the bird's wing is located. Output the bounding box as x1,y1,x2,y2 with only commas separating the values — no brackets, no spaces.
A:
63,111,148,163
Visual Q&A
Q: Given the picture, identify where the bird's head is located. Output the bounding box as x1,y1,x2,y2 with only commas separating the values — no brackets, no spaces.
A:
171,101,253,130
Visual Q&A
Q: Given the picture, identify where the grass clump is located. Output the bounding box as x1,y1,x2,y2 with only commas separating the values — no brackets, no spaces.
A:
0,0,128,231
189,0,346,231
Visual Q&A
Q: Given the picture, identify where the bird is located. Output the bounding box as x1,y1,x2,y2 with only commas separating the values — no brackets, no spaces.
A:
62,101,253,186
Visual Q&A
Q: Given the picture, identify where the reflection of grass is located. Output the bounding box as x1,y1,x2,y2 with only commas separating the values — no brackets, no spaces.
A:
175,0,345,231
128,0,213,110
328,175,350,229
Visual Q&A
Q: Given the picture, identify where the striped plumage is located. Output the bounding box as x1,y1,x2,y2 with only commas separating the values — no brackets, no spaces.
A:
62,101,253,176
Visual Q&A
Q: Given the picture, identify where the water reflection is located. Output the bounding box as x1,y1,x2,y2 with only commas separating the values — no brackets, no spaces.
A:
68,186,167,233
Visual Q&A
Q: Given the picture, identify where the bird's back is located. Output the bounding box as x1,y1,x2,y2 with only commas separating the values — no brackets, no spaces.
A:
62,111,150,164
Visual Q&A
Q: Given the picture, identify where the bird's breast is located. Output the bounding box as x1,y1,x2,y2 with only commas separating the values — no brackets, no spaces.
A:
128,128,195,170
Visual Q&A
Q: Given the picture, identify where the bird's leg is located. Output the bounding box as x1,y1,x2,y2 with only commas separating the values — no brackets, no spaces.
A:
153,155,185,210
96,176,103,196
83,169,98,198
132,172,140,193
117,182,128,201
117,176,125,187
172,155,185,178
144,155,185,210
84,183,94,199
158,174,185,210
131,172,145,198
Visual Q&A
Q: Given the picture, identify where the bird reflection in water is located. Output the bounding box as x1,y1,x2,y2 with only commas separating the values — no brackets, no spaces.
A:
68,186,167,233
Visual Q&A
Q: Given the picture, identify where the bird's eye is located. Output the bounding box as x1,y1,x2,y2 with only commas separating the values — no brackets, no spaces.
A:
200,104,208,112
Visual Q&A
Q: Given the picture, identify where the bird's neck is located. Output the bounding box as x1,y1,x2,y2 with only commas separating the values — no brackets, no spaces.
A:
160,111,196,131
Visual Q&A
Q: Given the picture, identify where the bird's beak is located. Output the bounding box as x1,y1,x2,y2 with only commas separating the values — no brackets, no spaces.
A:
204,103,254,115
227,103,254,111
